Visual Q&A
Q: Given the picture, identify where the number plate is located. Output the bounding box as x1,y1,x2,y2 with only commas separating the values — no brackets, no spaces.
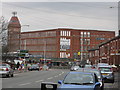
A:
102,73,108,75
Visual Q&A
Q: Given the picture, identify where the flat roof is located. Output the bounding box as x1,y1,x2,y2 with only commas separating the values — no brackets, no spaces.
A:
21,28,115,34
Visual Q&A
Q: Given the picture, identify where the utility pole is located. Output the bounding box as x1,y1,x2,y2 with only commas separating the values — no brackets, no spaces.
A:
20,25,29,50
24,39,26,50
43,32,47,64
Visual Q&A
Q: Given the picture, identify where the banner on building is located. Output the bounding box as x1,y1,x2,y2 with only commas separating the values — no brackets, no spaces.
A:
60,38,70,51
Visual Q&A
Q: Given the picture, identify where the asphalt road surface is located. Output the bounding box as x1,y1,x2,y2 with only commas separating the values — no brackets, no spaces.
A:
1,69,119,90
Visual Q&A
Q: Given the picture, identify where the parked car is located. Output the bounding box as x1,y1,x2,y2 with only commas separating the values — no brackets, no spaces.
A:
84,64,92,68
58,72,101,90
70,66,80,71
110,65,118,72
78,68,104,90
0,63,14,77
28,64,39,71
97,64,114,83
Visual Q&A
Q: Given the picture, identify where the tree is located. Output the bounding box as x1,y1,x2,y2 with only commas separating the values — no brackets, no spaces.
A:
0,16,8,33
0,16,8,45
0,16,9,61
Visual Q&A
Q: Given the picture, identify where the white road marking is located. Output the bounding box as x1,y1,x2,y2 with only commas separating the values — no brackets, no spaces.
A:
54,71,64,78
59,74,62,75
19,82,31,86
35,80,44,83
54,75,58,77
47,77,53,80
62,72,64,74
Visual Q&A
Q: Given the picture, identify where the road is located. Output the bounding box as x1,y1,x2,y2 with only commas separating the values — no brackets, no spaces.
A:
1,69,119,90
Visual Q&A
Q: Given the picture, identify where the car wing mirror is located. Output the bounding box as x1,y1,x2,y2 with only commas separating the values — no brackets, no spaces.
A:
95,82,101,86
58,80,63,84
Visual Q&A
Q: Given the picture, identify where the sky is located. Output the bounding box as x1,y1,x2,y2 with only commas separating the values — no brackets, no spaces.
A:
1,1,119,35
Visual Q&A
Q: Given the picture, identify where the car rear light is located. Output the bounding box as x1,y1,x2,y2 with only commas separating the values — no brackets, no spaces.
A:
6,68,9,71
110,68,113,71
98,67,100,70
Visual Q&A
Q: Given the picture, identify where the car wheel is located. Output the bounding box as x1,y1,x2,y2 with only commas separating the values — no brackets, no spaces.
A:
11,74,14,77
6,74,10,77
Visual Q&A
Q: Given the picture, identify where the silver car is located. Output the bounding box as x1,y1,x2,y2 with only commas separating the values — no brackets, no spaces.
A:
70,66,80,71
0,63,14,77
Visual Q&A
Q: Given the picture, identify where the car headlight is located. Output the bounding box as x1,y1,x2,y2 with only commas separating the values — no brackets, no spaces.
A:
99,82,102,87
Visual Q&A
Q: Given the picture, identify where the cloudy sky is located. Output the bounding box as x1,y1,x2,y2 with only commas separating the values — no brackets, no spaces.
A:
1,1,119,35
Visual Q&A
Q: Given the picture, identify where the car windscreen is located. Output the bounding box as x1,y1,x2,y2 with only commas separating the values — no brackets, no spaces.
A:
84,70,101,79
99,67,112,72
63,73,94,85
0,64,7,66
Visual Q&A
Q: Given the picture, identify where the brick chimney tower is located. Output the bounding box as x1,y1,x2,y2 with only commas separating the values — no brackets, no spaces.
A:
8,12,21,53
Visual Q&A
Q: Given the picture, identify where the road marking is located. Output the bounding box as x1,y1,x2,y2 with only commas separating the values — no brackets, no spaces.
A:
54,71,64,78
19,82,31,86
62,72,64,74
59,74,62,75
35,80,44,83
54,75,58,77
47,77,53,80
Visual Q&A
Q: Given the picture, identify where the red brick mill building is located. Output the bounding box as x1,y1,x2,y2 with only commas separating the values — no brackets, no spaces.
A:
7,14,115,63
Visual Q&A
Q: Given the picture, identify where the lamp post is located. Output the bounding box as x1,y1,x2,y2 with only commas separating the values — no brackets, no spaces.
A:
73,35,82,60
19,25,29,50
24,39,26,50
20,25,29,71
43,32,47,64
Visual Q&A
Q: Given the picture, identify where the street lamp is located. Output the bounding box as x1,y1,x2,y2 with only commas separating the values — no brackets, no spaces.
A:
43,32,47,64
20,25,29,50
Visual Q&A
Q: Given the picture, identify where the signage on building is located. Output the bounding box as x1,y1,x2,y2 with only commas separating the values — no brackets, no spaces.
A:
60,38,70,51
110,53,115,55
101,57,107,59
116,53,120,55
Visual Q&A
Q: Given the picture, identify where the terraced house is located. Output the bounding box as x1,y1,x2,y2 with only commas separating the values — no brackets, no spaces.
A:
88,30,120,66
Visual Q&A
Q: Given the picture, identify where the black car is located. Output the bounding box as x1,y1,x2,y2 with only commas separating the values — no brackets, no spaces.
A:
28,64,39,71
